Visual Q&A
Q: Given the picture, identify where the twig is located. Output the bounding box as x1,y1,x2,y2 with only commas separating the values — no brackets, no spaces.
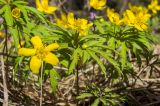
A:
142,101,160,106
54,66,68,71
141,78,160,83
1,55,8,106
0,52,16,58
137,65,148,76
63,75,76,96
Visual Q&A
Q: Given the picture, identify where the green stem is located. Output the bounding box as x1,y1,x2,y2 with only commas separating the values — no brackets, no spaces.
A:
76,65,79,106
4,23,9,87
40,62,43,106
75,32,79,106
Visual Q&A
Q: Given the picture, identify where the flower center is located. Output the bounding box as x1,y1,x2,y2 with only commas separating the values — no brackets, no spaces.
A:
36,46,48,60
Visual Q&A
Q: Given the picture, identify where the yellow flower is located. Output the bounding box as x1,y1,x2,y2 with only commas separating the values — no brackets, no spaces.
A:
128,4,144,14
56,12,75,28
18,36,59,74
73,18,93,37
56,12,93,37
0,31,4,38
12,8,21,18
122,5,151,31
106,8,122,25
56,13,68,28
82,44,88,49
18,40,25,48
36,0,57,14
89,0,106,10
148,0,160,14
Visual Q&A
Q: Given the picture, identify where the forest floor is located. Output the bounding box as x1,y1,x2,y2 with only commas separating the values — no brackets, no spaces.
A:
0,45,160,106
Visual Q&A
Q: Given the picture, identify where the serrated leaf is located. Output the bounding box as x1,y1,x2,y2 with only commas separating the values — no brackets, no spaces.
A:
104,88,113,93
120,42,127,70
15,5,30,22
24,6,46,23
9,28,19,51
108,37,115,49
106,37,115,54
3,5,19,50
12,0,28,5
0,5,7,14
79,35,102,42
91,98,100,106
100,98,107,105
4,5,13,26
76,93,93,99
14,56,24,77
91,49,121,73
82,50,90,64
87,50,106,75
53,24,72,37
50,69,60,93
68,48,80,74
60,59,69,68
0,0,6,4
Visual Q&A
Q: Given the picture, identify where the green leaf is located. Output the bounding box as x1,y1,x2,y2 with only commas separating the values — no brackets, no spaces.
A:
15,5,30,22
107,37,115,49
9,28,19,51
60,59,69,68
4,5,13,26
0,5,7,14
14,56,24,78
91,98,100,106
79,35,102,42
24,6,46,23
104,88,113,93
12,0,28,5
3,5,19,50
100,98,107,105
120,42,127,70
68,48,80,74
0,0,6,4
53,24,72,37
87,50,106,75
50,69,60,93
58,43,68,49
76,93,93,99
91,49,121,73
82,50,90,64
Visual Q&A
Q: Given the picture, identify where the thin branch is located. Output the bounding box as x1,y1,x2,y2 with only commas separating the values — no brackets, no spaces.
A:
63,75,76,96
0,52,17,58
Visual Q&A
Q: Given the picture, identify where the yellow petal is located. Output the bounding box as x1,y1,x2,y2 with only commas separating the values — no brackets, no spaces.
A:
99,0,106,6
67,13,75,28
0,32,5,38
61,13,67,21
18,40,25,48
11,8,21,18
45,6,57,14
36,0,41,7
36,0,44,12
89,0,106,10
89,0,95,6
30,56,42,74
44,52,59,65
31,36,43,49
41,0,49,7
45,43,59,52
18,48,36,56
